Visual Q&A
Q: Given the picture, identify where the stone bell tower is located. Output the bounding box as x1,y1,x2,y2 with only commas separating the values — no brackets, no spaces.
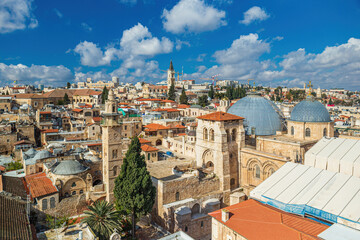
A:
167,60,175,88
102,89,122,202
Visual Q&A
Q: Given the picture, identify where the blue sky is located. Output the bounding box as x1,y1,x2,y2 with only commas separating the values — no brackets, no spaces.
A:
0,0,360,89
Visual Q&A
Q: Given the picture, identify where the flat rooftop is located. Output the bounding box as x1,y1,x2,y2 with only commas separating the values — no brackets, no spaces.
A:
258,134,317,145
147,157,192,180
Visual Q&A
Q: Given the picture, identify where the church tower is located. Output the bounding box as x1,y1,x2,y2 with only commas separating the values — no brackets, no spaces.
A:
102,89,122,202
167,60,175,88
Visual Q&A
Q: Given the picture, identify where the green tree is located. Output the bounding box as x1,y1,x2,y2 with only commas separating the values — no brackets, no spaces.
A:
114,137,156,239
208,85,215,99
81,200,127,240
5,161,23,171
6,90,9,95
63,93,70,104
179,86,188,104
198,95,209,107
102,86,109,104
168,83,176,101
66,82,71,89
57,99,64,105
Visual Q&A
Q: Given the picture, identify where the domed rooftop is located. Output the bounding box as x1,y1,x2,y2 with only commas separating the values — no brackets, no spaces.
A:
290,96,330,122
52,160,89,175
33,150,52,160
227,92,284,136
25,148,37,158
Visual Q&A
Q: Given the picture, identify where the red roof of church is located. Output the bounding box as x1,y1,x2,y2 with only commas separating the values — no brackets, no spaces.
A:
197,111,244,121
209,199,329,240
141,144,158,152
24,172,58,199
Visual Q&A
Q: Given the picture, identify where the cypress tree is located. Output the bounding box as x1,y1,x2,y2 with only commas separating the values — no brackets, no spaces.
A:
208,85,215,99
179,86,188,104
114,137,156,239
168,83,176,101
102,86,108,104
67,82,71,89
63,93,70,104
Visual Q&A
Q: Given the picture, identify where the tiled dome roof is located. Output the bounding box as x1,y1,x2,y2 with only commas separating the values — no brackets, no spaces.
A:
290,96,330,122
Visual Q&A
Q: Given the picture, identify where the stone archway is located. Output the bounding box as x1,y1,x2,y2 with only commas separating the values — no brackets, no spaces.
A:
156,139,162,146
202,149,214,168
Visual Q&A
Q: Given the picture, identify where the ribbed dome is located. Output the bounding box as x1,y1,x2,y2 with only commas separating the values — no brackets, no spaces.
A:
290,96,330,122
227,92,284,136
33,150,52,160
52,160,89,175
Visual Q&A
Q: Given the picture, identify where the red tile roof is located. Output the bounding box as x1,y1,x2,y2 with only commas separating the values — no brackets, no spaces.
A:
87,143,102,147
137,98,163,101
40,111,52,114
143,123,170,131
162,99,176,103
173,124,186,129
209,199,329,240
41,129,59,133
72,108,83,113
178,133,187,136
14,140,33,146
92,117,102,122
177,104,190,109
197,111,244,121
139,138,151,144
141,144,159,152
0,165,5,171
24,172,58,199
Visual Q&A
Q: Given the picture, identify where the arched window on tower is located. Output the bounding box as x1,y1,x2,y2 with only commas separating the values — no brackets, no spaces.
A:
203,128,208,140
323,128,327,137
175,192,180,201
305,128,311,137
232,129,237,141
209,129,215,141
255,165,260,179
226,130,230,142
291,126,294,135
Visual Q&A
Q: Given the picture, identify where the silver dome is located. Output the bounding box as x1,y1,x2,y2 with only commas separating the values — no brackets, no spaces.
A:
290,96,331,122
227,92,284,136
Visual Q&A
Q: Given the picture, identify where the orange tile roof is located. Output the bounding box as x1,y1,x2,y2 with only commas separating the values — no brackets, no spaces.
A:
137,98,163,101
24,172,58,199
0,165,5,171
72,108,83,113
40,111,52,114
139,138,151,144
87,143,102,147
162,100,176,103
143,123,170,131
92,117,102,122
166,109,180,112
41,129,59,133
178,133,187,136
173,124,186,129
177,104,190,109
197,111,244,121
141,144,158,152
209,199,329,240
78,104,93,108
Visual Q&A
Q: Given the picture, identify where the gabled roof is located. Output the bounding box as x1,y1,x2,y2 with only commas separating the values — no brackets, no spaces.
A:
24,172,58,199
197,111,244,121
141,144,159,152
209,199,328,240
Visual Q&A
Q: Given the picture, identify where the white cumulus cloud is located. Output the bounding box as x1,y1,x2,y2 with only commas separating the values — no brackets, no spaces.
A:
162,0,227,34
0,0,38,33
0,63,73,85
240,6,270,25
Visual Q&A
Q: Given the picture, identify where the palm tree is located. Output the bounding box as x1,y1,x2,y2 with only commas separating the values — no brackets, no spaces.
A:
81,200,127,240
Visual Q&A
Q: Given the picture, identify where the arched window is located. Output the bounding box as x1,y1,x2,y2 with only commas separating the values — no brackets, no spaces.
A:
255,165,260,179
42,199,48,210
268,168,275,177
72,191,76,195
291,126,294,135
50,197,56,208
175,192,180,201
80,190,84,194
232,129,236,141
71,182,76,187
305,128,311,137
226,129,230,142
113,166,118,176
230,178,235,186
191,204,200,216
203,128,208,140
185,226,188,232
209,129,215,141
323,128,327,137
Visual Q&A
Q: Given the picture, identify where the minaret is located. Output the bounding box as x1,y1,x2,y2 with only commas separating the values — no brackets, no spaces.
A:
167,60,175,88
102,89,122,202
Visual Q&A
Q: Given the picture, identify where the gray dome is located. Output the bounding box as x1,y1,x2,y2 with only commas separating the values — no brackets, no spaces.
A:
33,150,52,160
52,160,89,175
25,148,37,158
290,96,330,122
227,93,284,136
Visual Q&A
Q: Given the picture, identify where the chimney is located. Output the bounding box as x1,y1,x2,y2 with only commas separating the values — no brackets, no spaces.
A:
221,209,230,222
